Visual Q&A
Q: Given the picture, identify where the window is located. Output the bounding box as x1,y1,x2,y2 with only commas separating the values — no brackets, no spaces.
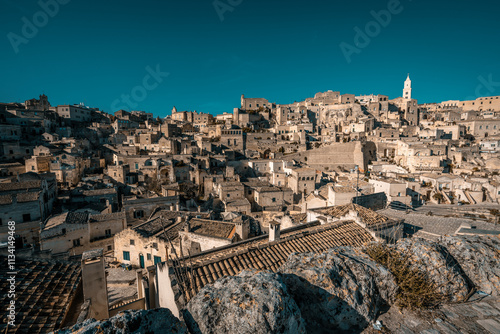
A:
130,239,135,245
147,253,152,260
154,256,162,264
73,239,81,247
272,198,276,202
123,251,130,261
105,229,111,237
0,218,2,226
62,228,66,234
107,245,112,251
22,213,31,222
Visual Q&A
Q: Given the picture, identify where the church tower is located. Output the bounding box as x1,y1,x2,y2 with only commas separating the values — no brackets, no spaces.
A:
403,74,412,100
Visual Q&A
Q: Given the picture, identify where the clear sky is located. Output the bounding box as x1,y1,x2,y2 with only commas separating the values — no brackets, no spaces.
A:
1,0,499,117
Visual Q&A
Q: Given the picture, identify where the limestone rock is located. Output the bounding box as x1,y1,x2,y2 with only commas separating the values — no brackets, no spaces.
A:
54,308,187,334
184,270,306,334
279,247,397,332
438,235,500,296
394,238,472,302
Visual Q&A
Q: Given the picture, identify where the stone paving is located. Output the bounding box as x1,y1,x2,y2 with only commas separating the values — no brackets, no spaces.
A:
365,293,500,333
106,267,138,305
379,208,500,240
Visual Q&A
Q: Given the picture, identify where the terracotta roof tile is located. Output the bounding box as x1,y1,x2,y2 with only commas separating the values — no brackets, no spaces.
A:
169,220,374,304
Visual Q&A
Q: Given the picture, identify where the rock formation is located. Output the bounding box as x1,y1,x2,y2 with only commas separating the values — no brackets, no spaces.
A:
184,270,306,334
53,309,187,334
280,247,397,332
438,235,500,296
394,238,472,302
56,235,500,334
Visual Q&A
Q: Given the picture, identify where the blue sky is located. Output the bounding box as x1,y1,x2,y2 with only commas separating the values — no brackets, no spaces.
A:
1,0,499,117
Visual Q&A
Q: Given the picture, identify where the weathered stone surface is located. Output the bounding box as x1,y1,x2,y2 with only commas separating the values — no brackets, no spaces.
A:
54,308,187,334
184,270,306,334
279,247,397,332
438,235,500,296
394,238,472,302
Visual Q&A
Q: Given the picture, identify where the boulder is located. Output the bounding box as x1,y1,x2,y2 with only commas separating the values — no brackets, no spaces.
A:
279,247,397,332
184,270,306,334
438,235,500,296
394,238,472,302
54,308,187,334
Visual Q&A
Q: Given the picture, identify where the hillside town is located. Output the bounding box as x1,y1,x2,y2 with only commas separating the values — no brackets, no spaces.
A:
2,76,500,333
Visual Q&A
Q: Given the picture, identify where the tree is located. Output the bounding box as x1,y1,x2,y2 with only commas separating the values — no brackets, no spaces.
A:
432,192,444,204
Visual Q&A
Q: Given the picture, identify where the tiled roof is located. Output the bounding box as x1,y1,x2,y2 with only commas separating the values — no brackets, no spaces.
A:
0,195,12,205
66,212,89,225
0,181,42,192
169,220,374,303
89,211,126,222
82,188,116,196
225,198,251,206
134,218,178,238
17,191,40,203
0,257,81,334
315,203,389,226
188,219,235,239
44,212,89,231
148,210,209,222
254,186,281,193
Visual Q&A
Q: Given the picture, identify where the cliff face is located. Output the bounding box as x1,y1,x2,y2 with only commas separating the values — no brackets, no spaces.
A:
57,235,500,334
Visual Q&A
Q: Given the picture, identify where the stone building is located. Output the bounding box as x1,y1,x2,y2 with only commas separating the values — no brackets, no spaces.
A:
0,177,56,246
40,211,126,256
114,210,212,268
288,167,317,196
150,219,375,317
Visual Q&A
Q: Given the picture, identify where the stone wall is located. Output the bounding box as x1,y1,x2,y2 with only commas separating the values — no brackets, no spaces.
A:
352,192,388,211
284,141,366,172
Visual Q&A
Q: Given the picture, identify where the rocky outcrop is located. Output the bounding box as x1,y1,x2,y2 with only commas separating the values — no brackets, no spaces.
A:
56,236,499,334
54,309,187,334
184,270,306,334
279,247,397,332
393,238,472,302
438,235,500,296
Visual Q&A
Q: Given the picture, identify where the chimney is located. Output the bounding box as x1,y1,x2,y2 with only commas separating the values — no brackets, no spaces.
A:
81,249,109,320
234,219,249,240
269,221,281,242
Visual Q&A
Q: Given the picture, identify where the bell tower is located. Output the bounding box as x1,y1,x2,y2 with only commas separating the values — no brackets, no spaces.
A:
403,74,412,100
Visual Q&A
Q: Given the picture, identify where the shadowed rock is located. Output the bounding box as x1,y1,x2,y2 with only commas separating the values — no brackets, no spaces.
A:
53,308,187,334
184,270,306,334
438,235,500,296
394,238,472,302
279,247,397,332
